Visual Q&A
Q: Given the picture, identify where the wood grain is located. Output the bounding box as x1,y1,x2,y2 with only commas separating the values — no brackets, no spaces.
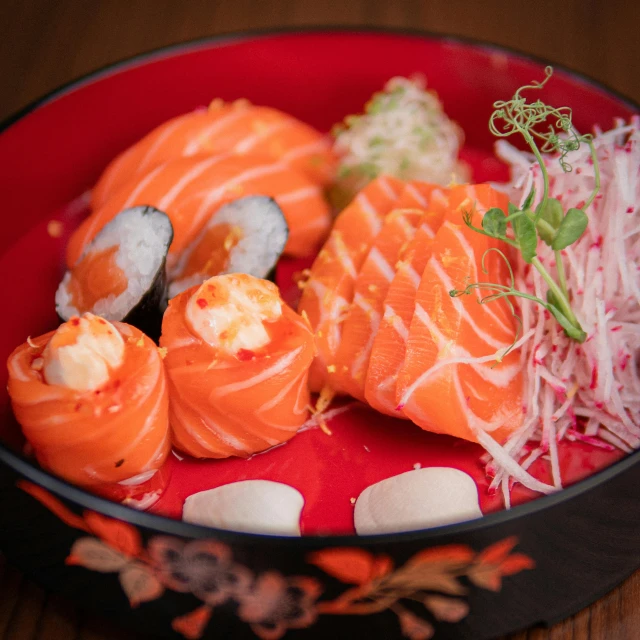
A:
1,1,639,639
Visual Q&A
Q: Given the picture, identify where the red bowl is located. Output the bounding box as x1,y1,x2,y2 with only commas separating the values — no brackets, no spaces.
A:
0,28,638,640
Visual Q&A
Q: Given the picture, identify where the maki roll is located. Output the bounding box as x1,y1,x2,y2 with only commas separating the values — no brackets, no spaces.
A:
160,273,315,458
56,206,173,340
67,153,332,267
6,314,171,507
168,195,288,298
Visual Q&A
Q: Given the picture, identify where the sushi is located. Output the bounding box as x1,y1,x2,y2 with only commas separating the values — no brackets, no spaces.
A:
330,182,446,400
160,273,315,458
56,206,173,340
6,314,171,505
168,195,288,298
297,175,405,392
91,99,337,208
365,187,450,416
330,206,424,400
396,185,523,444
67,153,332,267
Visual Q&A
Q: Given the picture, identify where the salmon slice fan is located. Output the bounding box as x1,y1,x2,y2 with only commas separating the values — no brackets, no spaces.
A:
365,187,450,416
67,153,332,268
297,175,405,392
331,182,444,400
92,102,336,207
396,184,523,444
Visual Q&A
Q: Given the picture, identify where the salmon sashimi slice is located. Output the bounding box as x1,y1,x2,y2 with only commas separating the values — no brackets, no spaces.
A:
67,153,332,268
331,207,423,400
92,101,336,207
329,179,444,400
297,175,405,392
6,315,170,497
160,274,315,458
396,184,523,444
365,187,450,416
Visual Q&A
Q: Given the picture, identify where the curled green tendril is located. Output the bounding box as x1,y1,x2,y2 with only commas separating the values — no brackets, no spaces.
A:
489,66,591,175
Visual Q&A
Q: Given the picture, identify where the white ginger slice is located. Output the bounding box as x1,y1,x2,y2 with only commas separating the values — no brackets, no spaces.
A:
354,467,482,535
182,480,304,536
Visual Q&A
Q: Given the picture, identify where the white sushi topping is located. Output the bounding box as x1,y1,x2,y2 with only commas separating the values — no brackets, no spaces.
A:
182,480,304,536
42,313,125,392
333,76,468,191
186,274,282,355
354,467,482,535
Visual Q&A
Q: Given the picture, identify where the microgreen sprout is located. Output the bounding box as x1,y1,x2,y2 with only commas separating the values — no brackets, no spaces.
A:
450,67,599,343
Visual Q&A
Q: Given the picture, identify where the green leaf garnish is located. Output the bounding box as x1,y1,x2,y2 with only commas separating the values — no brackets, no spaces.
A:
513,212,537,263
449,67,600,342
522,186,536,211
482,208,508,238
551,207,588,250
547,304,587,342
536,198,564,245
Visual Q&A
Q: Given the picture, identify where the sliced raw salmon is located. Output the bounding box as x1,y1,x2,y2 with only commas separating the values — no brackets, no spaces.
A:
365,187,450,416
297,175,405,392
333,181,453,400
92,101,336,207
396,184,523,444
67,153,332,268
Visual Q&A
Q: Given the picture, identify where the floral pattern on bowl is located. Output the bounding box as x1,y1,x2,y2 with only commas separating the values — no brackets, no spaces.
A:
20,480,534,639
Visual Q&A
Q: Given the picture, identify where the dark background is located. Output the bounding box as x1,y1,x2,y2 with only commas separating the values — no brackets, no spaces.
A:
1,1,639,638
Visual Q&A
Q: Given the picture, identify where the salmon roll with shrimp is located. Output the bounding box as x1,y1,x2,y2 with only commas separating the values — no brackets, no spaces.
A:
7,314,170,507
55,206,173,340
160,273,315,458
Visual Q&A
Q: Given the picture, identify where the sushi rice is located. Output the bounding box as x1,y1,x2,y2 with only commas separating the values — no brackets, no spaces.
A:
168,196,288,298
56,206,173,323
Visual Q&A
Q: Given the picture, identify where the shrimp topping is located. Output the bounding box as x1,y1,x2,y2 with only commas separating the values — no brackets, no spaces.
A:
186,274,282,355
42,313,125,391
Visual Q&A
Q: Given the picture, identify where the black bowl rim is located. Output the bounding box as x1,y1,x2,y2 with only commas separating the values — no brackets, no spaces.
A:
1,25,639,547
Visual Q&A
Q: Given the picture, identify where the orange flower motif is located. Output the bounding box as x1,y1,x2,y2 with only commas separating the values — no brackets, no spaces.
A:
422,595,469,623
397,608,435,640
308,539,534,638
468,536,535,592
307,547,393,585
172,605,213,640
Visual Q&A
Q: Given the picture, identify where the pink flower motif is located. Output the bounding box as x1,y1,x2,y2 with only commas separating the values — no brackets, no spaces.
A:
397,609,434,640
238,571,322,640
148,537,252,605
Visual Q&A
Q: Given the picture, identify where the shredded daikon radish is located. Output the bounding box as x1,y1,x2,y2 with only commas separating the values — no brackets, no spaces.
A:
484,117,640,497
333,76,468,193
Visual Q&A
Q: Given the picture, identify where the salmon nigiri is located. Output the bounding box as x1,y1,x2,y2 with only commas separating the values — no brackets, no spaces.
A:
7,314,170,504
396,185,523,444
92,100,336,207
68,153,332,267
160,274,315,459
297,175,404,392
364,187,450,415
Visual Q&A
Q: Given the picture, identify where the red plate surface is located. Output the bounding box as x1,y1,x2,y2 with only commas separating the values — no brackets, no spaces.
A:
0,30,634,535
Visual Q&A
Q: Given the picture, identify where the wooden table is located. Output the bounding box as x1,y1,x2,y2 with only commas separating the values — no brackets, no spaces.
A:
1,1,639,639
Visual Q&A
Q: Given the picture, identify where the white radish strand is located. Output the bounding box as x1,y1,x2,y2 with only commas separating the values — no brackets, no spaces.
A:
484,118,640,497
